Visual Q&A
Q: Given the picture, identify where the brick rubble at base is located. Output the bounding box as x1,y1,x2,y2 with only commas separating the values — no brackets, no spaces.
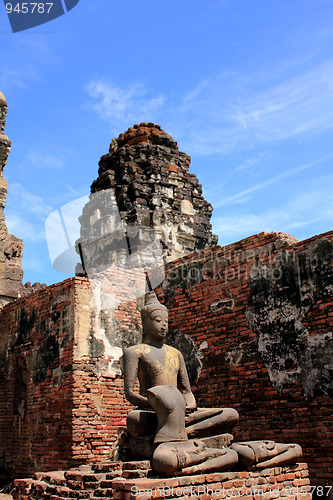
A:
12,462,311,500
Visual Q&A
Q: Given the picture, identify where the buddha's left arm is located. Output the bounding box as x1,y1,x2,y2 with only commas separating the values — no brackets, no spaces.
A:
178,352,197,410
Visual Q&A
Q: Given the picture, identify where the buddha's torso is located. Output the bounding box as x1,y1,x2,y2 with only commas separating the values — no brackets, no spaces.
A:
134,343,181,396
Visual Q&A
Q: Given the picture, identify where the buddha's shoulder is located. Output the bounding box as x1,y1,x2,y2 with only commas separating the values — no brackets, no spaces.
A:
124,343,153,357
164,344,182,357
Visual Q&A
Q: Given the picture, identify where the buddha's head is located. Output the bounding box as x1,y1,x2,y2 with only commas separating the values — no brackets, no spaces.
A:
141,292,168,343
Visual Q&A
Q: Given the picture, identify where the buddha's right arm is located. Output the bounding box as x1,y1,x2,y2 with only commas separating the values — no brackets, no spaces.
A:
123,348,151,409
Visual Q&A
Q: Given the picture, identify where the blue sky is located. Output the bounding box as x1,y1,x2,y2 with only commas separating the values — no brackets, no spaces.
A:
1,0,333,285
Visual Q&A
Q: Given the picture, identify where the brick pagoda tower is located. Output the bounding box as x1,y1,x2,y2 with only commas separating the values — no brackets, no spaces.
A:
77,122,217,279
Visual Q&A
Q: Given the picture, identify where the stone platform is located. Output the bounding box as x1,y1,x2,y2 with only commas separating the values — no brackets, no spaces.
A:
12,462,311,500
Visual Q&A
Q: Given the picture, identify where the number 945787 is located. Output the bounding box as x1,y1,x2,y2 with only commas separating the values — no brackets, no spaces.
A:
6,3,53,14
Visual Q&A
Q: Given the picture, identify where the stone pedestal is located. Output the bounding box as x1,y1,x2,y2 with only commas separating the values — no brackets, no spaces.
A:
13,462,311,500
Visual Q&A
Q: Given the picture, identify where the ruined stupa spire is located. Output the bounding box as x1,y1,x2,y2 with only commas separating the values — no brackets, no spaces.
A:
77,122,217,274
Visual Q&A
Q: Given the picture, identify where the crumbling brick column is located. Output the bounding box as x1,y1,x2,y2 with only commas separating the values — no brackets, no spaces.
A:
0,91,23,308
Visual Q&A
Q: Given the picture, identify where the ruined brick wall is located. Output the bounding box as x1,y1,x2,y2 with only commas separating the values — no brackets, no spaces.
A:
0,231,332,486
69,276,140,464
157,230,333,489
0,274,143,478
0,279,76,476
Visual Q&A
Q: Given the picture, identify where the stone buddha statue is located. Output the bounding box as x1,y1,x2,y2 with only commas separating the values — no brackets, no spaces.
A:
123,292,239,464
230,441,302,470
122,292,302,475
146,385,238,475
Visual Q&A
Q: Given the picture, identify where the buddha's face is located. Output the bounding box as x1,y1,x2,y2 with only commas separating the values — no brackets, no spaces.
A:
143,308,168,342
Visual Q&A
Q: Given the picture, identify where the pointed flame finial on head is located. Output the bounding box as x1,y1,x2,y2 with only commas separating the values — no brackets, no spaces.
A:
141,291,167,321
145,291,159,305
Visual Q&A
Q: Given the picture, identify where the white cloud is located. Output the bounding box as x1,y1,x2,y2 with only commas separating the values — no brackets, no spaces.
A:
231,61,333,141
0,66,39,91
213,181,333,245
85,57,333,156
4,184,53,244
5,214,45,242
213,154,333,208
21,255,49,275
183,79,209,104
27,151,64,170
86,80,165,133
7,183,53,219
213,210,320,243
214,213,272,237
177,60,333,155
0,35,56,91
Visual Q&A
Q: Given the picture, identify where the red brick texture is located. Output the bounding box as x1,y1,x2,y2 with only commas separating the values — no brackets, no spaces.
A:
12,462,311,500
0,278,134,478
0,279,76,476
158,230,333,490
1,230,332,491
